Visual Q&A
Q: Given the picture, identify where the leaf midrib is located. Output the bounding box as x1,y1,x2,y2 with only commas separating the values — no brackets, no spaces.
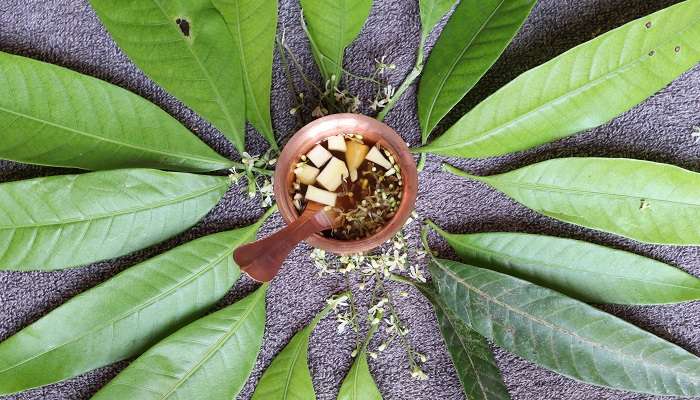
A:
432,259,700,384
157,288,263,399
0,179,229,230
422,0,506,136
0,243,244,375
450,238,700,293
281,332,309,400
151,0,241,143
429,13,700,152
432,294,491,399
230,0,270,138
485,177,700,209
0,106,227,167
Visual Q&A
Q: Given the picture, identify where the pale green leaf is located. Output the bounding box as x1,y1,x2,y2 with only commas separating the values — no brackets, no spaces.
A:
212,0,277,147
430,257,700,396
422,0,700,157
92,285,268,400
0,211,272,395
0,51,232,172
418,0,536,140
0,169,230,271
88,0,248,151
338,315,382,400
337,351,382,400
416,282,509,400
430,221,700,304
300,0,372,83
251,303,332,400
418,0,455,39
444,158,700,245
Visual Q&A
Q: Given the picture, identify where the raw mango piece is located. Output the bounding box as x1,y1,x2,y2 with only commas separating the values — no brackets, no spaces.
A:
294,164,320,185
327,135,347,152
365,146,392,170
305,185,337,206
316,157,349,191
306,144,333,167
346,141,369,182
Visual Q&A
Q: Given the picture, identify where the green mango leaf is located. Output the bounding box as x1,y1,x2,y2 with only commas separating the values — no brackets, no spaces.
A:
92,284,268,400
421,0,700,157
418,0,536,141
338,314,382,400
0,210,272,395
444,158,700,245
0,169,230,271
88,0,248,151
0,51,232,172
415,281,509,400
300,0,372,83
251,302,333,400
429,221,700,304
429,257,700,396
418,0,455,39
212,0,278,147
337,350,382,400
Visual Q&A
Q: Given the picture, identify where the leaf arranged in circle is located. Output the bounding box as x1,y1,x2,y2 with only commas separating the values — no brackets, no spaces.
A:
444,158,700,245
422,0,700,157
429,257,700,396
0,51,232,172
431,221,700,304
92,285,268,400
0,169,231,271
0,210,272,395
418,0,536,140
88,0,249,151
251,303,332,400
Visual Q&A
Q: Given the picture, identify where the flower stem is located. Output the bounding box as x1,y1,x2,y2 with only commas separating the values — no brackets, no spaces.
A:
376,42,425,122
230,161,274,176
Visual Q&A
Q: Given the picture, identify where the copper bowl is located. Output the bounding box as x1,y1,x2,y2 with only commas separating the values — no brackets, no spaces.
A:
274,113,418,254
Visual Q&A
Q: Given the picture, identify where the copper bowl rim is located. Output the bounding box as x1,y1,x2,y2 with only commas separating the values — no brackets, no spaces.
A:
273,113,418,255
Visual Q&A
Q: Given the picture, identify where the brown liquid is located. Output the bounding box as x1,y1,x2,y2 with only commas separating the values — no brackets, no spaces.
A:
291,138,402,241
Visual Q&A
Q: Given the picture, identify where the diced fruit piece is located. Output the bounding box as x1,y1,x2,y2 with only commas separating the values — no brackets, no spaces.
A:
294,164,320,185
366,146,392,169
327,135,347,152
346,141,369,182
305,185,337,206
316,157,349,191
306,144,332,167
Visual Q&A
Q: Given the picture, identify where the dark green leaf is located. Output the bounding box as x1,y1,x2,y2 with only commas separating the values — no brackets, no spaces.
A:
0,169,230,271
430,257,700,396
88,0,248,151
421,0,700,157
0,211,272,395
418,0,535,140
212,0,278,147
444,158,700,245
300,0,372,83
92,285,268,400
251,302,332,399
416,282,509,400
418,0,455,39
0,51,232,172
430,221,700,304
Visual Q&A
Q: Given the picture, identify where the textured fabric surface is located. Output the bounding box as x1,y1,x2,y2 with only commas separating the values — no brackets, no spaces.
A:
1,0,700,399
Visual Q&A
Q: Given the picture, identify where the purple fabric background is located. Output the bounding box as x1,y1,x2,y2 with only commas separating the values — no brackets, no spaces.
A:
1,0,699,399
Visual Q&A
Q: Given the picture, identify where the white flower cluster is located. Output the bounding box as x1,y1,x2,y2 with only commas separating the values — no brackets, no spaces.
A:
229,151,277,207
310,212,431,380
